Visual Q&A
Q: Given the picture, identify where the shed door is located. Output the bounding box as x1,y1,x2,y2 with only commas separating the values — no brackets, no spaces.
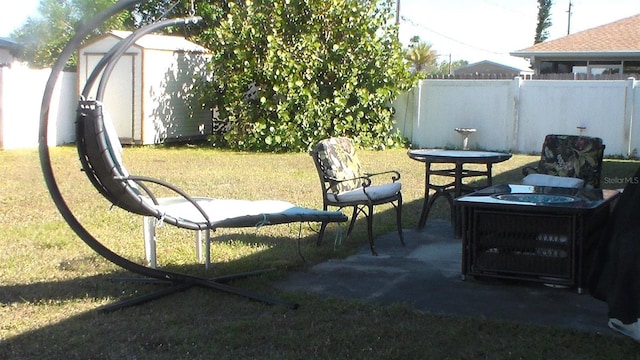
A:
85,54,135,143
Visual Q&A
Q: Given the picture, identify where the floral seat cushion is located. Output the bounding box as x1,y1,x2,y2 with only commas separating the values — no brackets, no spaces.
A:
536,135,605,188
314,137,365,193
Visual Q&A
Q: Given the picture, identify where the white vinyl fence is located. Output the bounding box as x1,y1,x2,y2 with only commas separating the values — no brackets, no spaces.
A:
2,62,640,158
394,77,640,157
0,63,77,150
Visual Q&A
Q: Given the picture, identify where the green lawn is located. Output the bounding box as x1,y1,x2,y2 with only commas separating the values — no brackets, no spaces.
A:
1,146,639,359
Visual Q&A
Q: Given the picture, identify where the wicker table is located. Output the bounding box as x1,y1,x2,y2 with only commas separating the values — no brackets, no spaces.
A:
407,149,512,230
455,184,621,293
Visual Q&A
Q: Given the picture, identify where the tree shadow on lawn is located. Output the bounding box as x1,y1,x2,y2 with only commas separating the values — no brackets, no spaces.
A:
0,230,345,358
0,268,298,358
4,159,638,358
2,237,308,299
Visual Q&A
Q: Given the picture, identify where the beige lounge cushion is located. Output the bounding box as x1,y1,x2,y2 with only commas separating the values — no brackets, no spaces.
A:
152,198,342,226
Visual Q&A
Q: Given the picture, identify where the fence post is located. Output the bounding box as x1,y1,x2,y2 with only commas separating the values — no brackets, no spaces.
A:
413,79,426,147
510,76,522,152
625,77,636,157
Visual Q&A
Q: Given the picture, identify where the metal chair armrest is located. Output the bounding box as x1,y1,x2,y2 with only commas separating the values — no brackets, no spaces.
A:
364,170,401,182
325,174,373,188
115,175,212,226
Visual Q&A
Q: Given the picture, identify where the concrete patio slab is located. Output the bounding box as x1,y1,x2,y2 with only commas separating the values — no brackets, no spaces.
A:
276,220,615,337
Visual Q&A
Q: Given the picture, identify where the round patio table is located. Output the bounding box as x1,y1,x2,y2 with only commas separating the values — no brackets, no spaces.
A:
408,149,512,231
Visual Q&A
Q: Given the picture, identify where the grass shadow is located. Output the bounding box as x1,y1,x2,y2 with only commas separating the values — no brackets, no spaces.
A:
3,149,640,358
0,229,335,358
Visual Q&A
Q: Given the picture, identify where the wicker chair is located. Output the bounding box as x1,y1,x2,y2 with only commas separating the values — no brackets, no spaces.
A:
522,134,605,188
311,137,404,255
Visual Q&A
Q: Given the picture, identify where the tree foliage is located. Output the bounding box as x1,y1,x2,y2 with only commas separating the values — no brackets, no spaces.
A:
10,0,134,69
199,0,416,152
11,0,415,152
534,0,553,44
404,36,438,74
431,59,469,77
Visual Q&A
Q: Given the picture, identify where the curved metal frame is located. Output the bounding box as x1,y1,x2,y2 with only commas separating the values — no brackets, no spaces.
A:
38,1,297,311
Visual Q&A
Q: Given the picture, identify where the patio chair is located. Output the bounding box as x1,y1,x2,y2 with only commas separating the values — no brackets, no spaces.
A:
522,134,605,188
39,7,346,312
311,137,404,255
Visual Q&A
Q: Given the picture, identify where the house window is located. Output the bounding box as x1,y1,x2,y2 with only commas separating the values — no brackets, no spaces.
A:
539,61,554,74
572,66,587,75
539,60,638,78
572,61,622,78
623,61,640,74
588,64,622,77
541,61,586,74
557,63,574,73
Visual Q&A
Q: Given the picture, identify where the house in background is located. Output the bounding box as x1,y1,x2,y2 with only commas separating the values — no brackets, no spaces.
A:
452,60,530,78
0,38,21,67
511,13,640,78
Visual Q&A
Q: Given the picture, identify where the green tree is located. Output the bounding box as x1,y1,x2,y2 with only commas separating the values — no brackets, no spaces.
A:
201,0,416,152
11,0,414,152
534,0,553,44
430,59,469,77
404,36,438,74
10,0,135,69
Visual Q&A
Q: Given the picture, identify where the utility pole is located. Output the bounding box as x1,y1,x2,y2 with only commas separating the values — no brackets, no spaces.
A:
396,0,400,25
567,1,573,35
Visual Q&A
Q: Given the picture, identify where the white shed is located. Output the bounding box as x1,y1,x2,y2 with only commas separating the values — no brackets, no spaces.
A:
78,30,212,145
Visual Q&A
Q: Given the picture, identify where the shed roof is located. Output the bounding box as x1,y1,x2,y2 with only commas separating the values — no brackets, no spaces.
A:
511,13,640,57
109,30,209,53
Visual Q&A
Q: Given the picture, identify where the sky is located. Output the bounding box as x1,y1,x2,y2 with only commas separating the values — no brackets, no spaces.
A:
0,0,40,37
2,0,640,70
398,0,640,69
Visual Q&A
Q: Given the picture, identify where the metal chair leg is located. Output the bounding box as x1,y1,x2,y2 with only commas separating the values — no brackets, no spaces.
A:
366,204,377,255
317,221,328,246
396,195,405,246
195,230,203,263
204,229,211,269
346,206,359,237
143,216,157,268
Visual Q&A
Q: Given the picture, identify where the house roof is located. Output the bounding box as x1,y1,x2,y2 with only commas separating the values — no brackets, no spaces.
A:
454,60,524,74
0,37,21,51
109,30,209,53
511,13,640,58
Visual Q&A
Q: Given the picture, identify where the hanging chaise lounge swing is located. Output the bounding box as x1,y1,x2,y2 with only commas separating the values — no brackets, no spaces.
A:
38,0,346,312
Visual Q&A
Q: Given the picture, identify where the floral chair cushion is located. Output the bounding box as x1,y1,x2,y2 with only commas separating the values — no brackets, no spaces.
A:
314,137,364,194
536,135,604,187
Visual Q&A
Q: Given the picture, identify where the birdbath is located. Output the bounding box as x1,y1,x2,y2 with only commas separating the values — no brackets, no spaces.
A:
577,126,587,136
455,127,477,150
